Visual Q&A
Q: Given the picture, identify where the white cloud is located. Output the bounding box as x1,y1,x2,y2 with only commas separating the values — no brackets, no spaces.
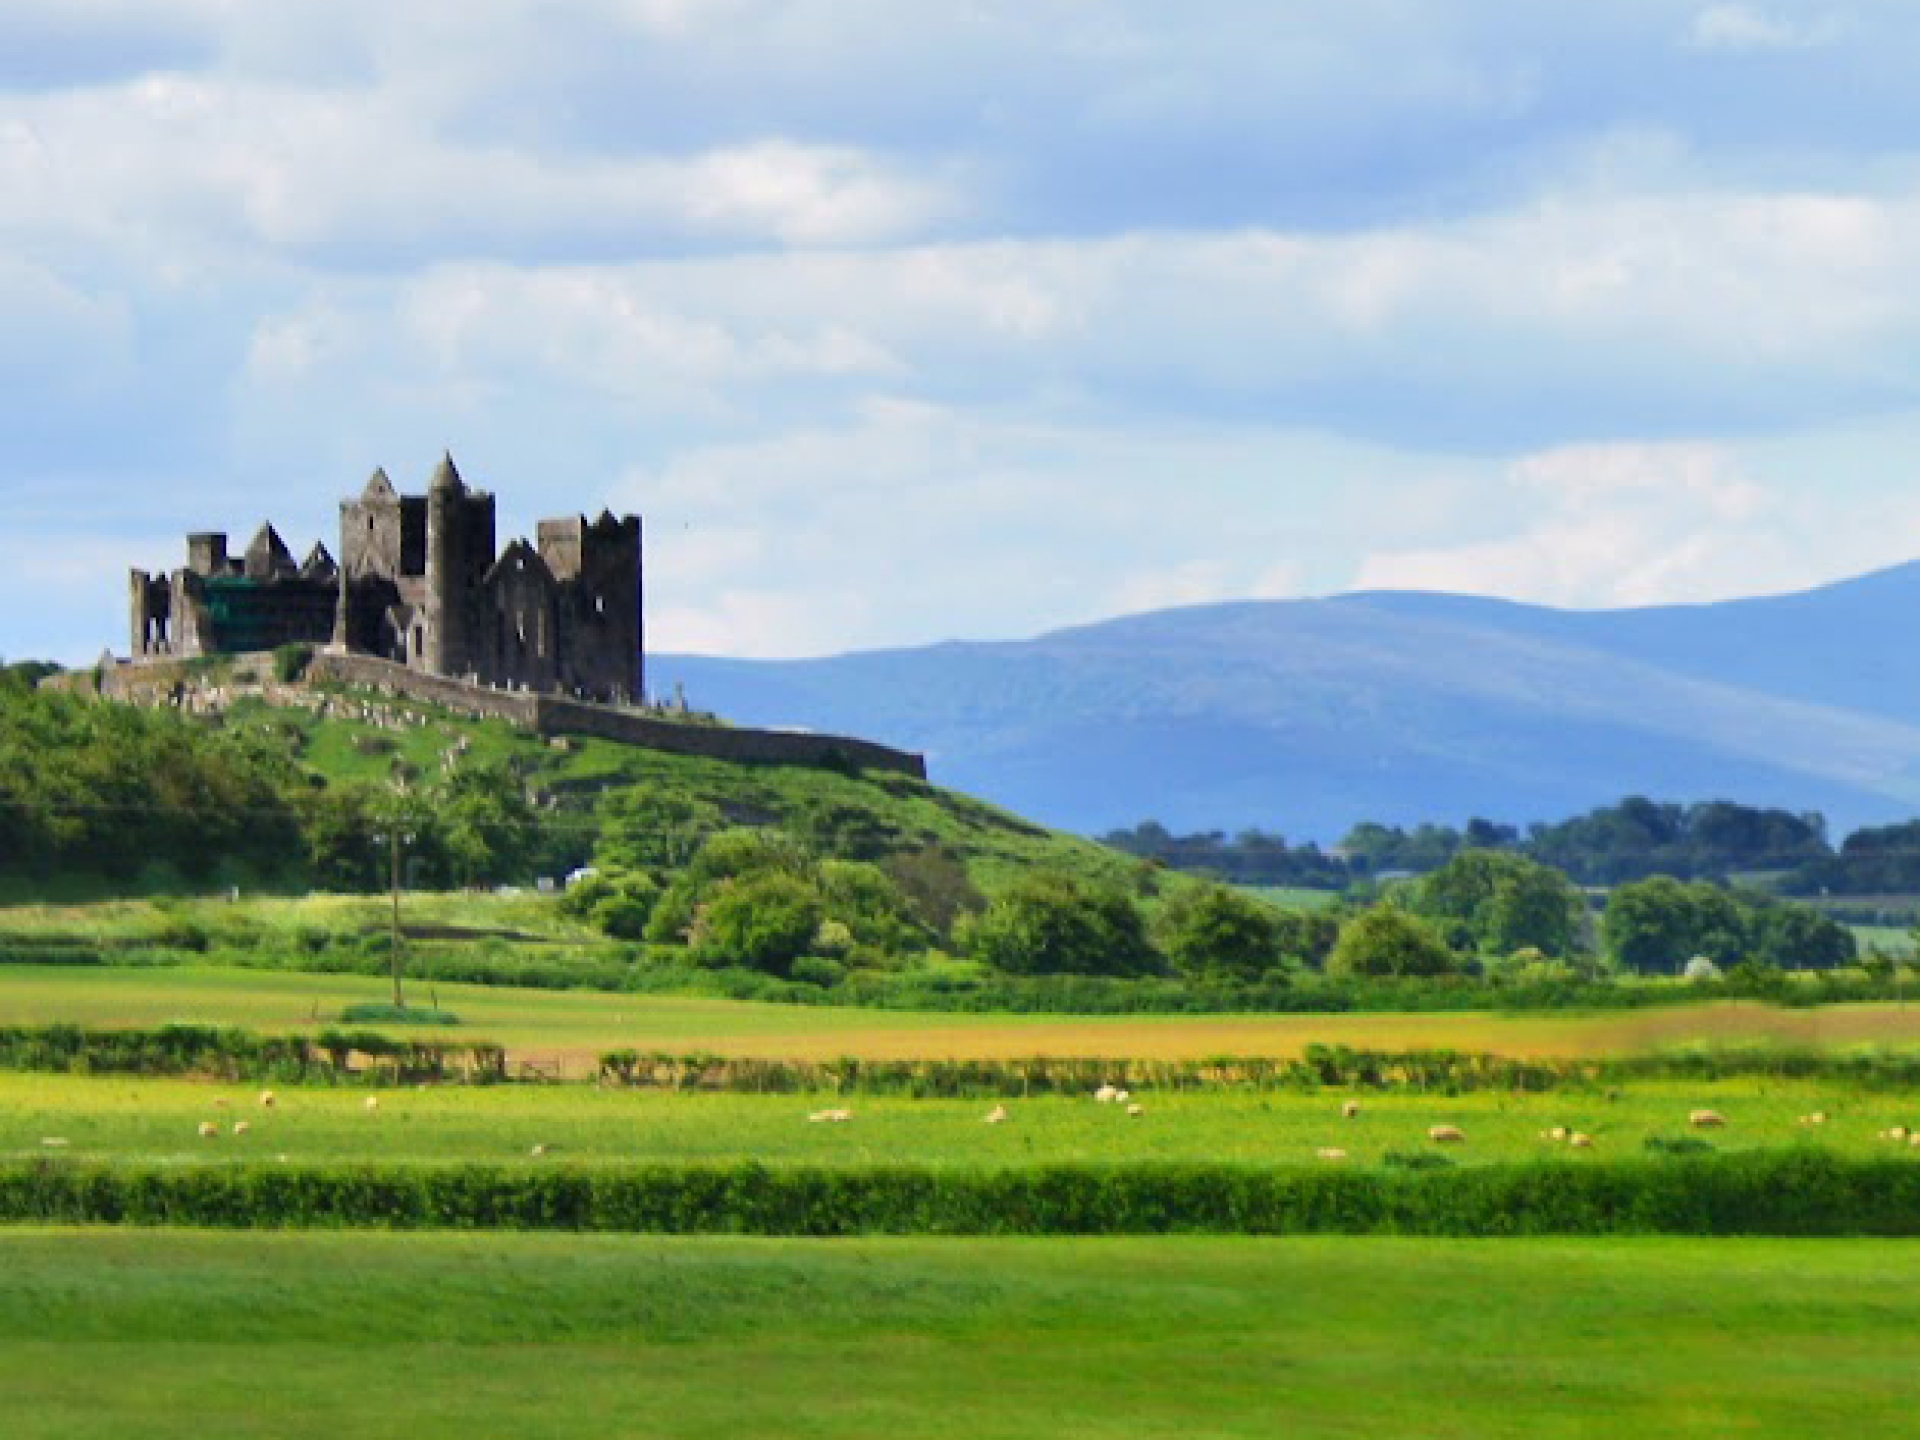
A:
1686,5,1836,53
1351,442,1811,609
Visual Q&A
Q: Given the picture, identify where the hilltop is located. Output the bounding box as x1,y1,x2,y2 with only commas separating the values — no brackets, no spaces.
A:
650,561,1920,839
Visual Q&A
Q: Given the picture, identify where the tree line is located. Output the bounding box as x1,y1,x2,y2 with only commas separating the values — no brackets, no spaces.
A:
1105,797,1920,894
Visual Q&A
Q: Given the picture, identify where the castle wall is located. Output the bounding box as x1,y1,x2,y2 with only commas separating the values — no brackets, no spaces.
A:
306,654,926,779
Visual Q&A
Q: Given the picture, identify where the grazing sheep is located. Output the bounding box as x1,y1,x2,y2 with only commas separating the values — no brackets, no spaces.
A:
1428,1125,1466,1144
1126,1103,1144,1117
1569,1133,1594,1149
1688,1109,1726,1129
530,1144,549,1157
232,1121,250,1137
807,1108,853,1124
1316,1147,1348,1161
1114,1090,1131,1105
984,1105,1008,1124
364,1096,380,1112
40,1138,67,1148
1548,1125,1568,1142
1094,1084,1119,1104
1880,1126,1909,1142
1910,1132,1920,1149
197,1121,220,1139
258,1090,276,1108
1341,1100,1360,1120
1799,1112,1829,1127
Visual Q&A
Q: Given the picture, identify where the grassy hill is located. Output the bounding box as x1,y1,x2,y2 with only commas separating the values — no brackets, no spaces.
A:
217,684,1138,897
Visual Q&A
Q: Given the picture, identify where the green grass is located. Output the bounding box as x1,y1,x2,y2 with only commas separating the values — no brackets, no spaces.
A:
1852,924,1917,956
3,1230,1919,1437
6,1070,1917,1169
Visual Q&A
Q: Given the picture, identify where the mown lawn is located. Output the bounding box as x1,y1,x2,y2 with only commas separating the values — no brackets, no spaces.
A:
3,1230,1918,1438
5,1070,1917,1169
9,964,1920,1065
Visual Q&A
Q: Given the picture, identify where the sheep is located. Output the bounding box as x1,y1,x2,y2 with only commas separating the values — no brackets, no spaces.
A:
1428,1125,1466,1144
1880,1126,1909,1142
984,1105,1008,1124
1688,1109,1726,1129
1798,1112,1829,1127
197,1121,220,1139
258,1090,277,1108
1114,1090,1131,1105
1341,1100,1361,1120
807,1108,853,1124
1316,1147,1348,1161
1094,1084,1119,1104
1910,1132,1920,1149
1126,1103,1144,1117
364,1096,380,1112
1547,1125,1568,1142
39,1137,68,1148
530,1144,550,1157
232,1121,251,1137
1569,1132,1594,1149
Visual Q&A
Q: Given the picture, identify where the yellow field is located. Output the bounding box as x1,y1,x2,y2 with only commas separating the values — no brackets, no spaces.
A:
8,965,1920,1070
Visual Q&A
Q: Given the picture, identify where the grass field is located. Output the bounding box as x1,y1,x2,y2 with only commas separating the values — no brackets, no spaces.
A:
3,1229,1918,1438
9,964,1920,1067
6,1070,1917,1169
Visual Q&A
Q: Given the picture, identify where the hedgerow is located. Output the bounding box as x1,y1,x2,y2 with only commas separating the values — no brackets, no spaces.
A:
2,1153,1915,1236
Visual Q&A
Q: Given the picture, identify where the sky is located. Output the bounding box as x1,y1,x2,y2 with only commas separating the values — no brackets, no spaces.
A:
8,1,1920,666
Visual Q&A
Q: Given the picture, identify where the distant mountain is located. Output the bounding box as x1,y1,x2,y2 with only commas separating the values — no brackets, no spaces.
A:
651,562,1920,841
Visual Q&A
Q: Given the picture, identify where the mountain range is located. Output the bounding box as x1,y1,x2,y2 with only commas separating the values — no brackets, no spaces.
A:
651,562,1920,842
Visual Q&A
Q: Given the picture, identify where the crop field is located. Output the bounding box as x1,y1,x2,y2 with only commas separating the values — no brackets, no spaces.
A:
4,1229,1919,1438
10,965,1920,1067
5,1070,1918,1170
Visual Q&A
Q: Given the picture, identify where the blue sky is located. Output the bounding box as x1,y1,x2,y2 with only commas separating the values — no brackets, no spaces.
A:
6,1,1920,665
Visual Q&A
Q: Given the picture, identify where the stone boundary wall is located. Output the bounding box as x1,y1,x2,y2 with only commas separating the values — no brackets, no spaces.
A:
68,651,927,780
312,654,928,779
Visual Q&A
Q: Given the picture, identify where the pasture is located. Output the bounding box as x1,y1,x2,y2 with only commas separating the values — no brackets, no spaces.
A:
4,1229,1919,1438
9,964,1920,1067
5,1070,1917,1169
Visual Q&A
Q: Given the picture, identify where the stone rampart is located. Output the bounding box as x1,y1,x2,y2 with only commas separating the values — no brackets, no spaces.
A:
66,651,928,781
311,653,927,779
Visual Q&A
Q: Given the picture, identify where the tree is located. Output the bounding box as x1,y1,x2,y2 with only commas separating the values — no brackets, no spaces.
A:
1412,850,1585,958
965,871,1158,977
1325,906,1457,979
1744,898,1856,971
1601,877,1747,974
693,871,825,976
1154,883,1287,980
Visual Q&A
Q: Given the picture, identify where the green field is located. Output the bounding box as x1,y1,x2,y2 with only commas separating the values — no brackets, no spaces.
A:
5,1070,1917,1169
3,1230,1917,1438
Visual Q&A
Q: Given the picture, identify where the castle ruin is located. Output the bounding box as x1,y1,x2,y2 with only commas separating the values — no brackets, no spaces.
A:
129,454,644,704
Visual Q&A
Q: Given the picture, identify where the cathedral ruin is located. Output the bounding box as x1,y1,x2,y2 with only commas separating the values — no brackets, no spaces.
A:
129,454,644,704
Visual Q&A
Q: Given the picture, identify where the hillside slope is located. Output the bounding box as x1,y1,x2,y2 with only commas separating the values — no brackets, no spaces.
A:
650,562,1920,839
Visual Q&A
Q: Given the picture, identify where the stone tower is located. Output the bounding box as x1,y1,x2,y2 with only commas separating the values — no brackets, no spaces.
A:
538,510,644,702
422,452,496,680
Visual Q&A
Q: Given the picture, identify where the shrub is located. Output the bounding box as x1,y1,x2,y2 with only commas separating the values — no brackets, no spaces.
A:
337,1004,461,1026
272,644,315,683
